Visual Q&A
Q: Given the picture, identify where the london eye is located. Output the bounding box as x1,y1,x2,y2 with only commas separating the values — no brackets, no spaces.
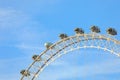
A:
20,26,120,80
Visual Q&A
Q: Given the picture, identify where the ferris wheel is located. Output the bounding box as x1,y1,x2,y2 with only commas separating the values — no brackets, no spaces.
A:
20,26,120,80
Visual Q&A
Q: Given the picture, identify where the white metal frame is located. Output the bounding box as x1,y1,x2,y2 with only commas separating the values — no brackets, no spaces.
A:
20,33,120,80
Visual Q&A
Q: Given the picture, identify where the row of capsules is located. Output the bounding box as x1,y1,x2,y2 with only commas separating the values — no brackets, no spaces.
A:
20,26,117,77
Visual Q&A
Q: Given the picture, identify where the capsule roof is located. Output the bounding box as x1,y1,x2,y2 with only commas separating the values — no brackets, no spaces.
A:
107,28,117,35
74,28,84,34
44,42,53,49
59,33,68,39
90,26,100,33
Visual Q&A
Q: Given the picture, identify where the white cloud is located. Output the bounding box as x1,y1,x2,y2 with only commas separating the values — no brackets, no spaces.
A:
0,8,28,29
0,0,62,15
0,8,47,80
0,56,32,80
16,43,42,50
0,8,45,45
0,1,75,80
38,58,120,80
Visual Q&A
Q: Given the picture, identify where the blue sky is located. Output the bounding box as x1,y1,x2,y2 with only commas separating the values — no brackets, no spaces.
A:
0,0,120,80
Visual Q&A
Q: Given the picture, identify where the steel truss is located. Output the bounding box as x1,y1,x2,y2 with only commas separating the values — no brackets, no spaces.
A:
20,33,120,80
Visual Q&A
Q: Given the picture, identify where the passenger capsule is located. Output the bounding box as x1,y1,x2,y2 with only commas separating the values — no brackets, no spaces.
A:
90,26,100,33
74,28,84,34
32,55,42,61
44,42,53,49
59,33,68,39
20,70,30,76
107,28,117,35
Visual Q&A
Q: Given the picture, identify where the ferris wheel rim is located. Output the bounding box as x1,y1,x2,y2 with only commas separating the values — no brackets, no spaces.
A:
20,33,120,80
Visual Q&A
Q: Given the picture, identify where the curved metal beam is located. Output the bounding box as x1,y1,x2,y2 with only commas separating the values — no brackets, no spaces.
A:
20,33,120,80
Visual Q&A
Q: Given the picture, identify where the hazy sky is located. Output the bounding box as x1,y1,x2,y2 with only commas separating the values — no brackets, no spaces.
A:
0,0,120,80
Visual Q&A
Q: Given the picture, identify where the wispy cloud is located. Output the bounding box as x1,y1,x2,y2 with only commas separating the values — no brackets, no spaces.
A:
0,7,60,80
39,58,120,80
16,43,43,50
0,56,31,80
0,0,62,16
0,8,47,80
